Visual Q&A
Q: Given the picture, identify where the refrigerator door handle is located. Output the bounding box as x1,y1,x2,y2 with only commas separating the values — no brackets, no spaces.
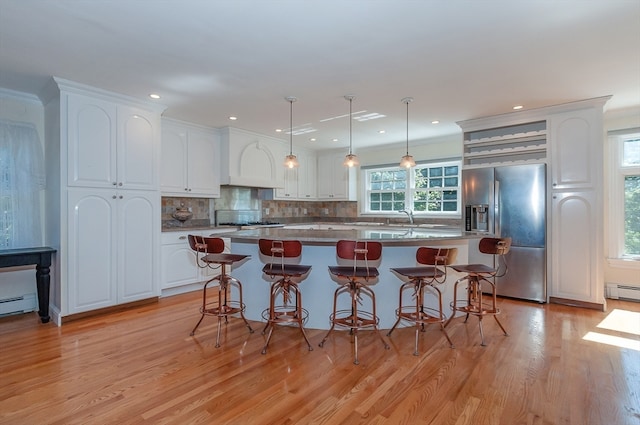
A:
494,179,500,237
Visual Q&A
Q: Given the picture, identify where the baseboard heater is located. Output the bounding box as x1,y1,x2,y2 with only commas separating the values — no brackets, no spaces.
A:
0,293,37,316
606,283,640,302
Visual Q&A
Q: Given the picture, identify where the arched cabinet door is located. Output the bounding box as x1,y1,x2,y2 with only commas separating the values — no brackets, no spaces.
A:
550,190,602,303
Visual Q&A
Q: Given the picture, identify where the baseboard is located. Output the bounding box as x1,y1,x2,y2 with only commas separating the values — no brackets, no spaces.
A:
549,296,605,311
61,297,159,324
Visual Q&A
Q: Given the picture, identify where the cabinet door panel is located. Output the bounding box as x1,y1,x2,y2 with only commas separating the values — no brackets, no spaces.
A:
161,244,200,289
549,109,598,189
118,192,157,302
187,129,220,196
160,125,188,193
68,190,117,313
550,190,598,302
67,95,117,188
118,106,158,190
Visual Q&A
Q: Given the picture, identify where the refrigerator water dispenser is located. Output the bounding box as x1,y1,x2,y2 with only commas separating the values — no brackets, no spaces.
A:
465,204,489,232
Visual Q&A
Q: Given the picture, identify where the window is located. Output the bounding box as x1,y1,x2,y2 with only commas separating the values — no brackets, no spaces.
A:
609,131,640,260
0,120,45,249
364,160,461,215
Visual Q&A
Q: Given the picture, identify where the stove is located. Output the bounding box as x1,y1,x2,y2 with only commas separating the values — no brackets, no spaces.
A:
215,210,283,229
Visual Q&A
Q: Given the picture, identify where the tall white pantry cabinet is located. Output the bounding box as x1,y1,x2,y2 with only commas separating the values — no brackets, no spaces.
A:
41,78,166,324
458,96,610,310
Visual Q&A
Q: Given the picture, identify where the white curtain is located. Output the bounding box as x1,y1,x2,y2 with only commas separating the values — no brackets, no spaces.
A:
0,120,45,249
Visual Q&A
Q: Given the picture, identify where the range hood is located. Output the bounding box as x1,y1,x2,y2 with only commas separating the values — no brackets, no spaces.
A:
220,127,285,189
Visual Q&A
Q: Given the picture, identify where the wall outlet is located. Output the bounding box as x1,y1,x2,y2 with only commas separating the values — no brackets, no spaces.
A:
303,208,308,215
263,208,270,216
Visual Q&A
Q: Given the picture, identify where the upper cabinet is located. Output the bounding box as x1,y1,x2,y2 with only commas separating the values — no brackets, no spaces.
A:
274,147,316,200
219,127,285,189
317,151,356,200
548,108,600,190
161,119,220,198
66,93,160,190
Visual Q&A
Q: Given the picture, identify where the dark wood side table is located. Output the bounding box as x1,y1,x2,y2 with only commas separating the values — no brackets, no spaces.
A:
0,247,56,323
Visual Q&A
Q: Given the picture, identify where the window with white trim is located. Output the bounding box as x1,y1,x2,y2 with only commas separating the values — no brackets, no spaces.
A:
363,160,461,214
609,131,640,259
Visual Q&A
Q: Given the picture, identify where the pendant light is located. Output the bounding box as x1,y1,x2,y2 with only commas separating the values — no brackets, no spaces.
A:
343,95,359,167
399,97,416,168
284,96,299,168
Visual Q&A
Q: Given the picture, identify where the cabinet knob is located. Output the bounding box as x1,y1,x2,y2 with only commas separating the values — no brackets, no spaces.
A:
119,195,123,199
179,236,187,240
118,182,123,186
112,182,117,186
185,188,189,191
112,195,117,199
188,188,192,192
552,183,557,187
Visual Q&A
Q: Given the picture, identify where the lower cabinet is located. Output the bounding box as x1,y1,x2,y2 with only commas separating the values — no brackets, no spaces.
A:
66,188,160,314
161,230,231,292
549,189,603,305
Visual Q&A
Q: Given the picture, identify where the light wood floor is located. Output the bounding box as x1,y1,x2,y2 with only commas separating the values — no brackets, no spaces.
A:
1,291,639,425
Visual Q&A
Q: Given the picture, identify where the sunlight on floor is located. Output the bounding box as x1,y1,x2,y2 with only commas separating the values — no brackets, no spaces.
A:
582,309,640,351
597,309,640,336
583,331,640,351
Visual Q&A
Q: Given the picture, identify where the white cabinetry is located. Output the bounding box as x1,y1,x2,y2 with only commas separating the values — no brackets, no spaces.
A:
548,105,607,307
161,119,220,197
219,127,285,188
160,230,232,295
274,148,316,200
67,188,159,314
67,93,159,190
457,96,610,309
317,151,356,200
41,77,165,323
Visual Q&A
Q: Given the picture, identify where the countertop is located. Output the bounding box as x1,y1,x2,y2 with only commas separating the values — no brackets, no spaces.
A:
226,226,482,246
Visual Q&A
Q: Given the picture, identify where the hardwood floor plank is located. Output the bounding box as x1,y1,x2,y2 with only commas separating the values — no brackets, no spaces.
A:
1,292,639,424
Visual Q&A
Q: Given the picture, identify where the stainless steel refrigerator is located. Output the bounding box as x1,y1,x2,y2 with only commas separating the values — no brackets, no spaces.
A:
463,164,546,302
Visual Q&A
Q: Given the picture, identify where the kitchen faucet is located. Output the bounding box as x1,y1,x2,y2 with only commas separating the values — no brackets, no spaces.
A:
399,209,414,225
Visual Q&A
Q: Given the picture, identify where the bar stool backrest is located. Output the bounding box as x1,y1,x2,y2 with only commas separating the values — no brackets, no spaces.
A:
416,247,458,266
478,237,512,255
336,240,382,262
188,235,225,254
478,237,512,277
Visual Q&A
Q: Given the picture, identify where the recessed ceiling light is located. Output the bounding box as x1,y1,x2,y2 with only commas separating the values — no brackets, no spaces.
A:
332,138,338,142
513,105,523,110
378,130,386,134
149,93,160,99
431,120,440,124
275,128,282,133
309,138,316,142
229,116,237,120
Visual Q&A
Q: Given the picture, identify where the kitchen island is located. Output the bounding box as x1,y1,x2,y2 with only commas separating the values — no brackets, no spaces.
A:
224,226,484,330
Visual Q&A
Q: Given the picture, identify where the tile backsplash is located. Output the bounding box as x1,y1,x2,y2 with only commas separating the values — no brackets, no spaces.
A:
162,197,213,229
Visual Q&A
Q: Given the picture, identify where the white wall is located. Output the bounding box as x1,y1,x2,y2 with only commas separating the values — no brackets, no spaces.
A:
354,133,463,167
0,89,46,303
603,106,640,288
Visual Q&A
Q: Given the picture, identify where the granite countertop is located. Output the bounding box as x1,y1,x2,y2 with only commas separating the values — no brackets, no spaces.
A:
226,226,482,246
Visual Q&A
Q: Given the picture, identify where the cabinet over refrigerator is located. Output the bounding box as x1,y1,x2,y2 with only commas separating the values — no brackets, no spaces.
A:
463,164,546,302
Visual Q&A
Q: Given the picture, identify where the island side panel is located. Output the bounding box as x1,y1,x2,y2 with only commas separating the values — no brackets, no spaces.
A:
229,238,471,330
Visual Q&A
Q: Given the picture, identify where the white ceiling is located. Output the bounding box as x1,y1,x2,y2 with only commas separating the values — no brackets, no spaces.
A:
1,0,639,151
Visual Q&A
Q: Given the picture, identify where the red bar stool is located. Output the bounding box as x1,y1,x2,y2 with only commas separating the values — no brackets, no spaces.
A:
258,239,313,355
188,235,253,348
388,247,458,355
319,240,389,365
445,237,512,346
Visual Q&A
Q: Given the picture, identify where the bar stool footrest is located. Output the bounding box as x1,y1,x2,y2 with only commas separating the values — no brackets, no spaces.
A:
330,309,380,330
201,301,246,317
395,306,446,325
261,306,309,325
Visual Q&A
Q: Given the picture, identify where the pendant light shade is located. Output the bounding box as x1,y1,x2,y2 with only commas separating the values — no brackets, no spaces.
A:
284,96,299,169
399,97,416,168
343,95,359,167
